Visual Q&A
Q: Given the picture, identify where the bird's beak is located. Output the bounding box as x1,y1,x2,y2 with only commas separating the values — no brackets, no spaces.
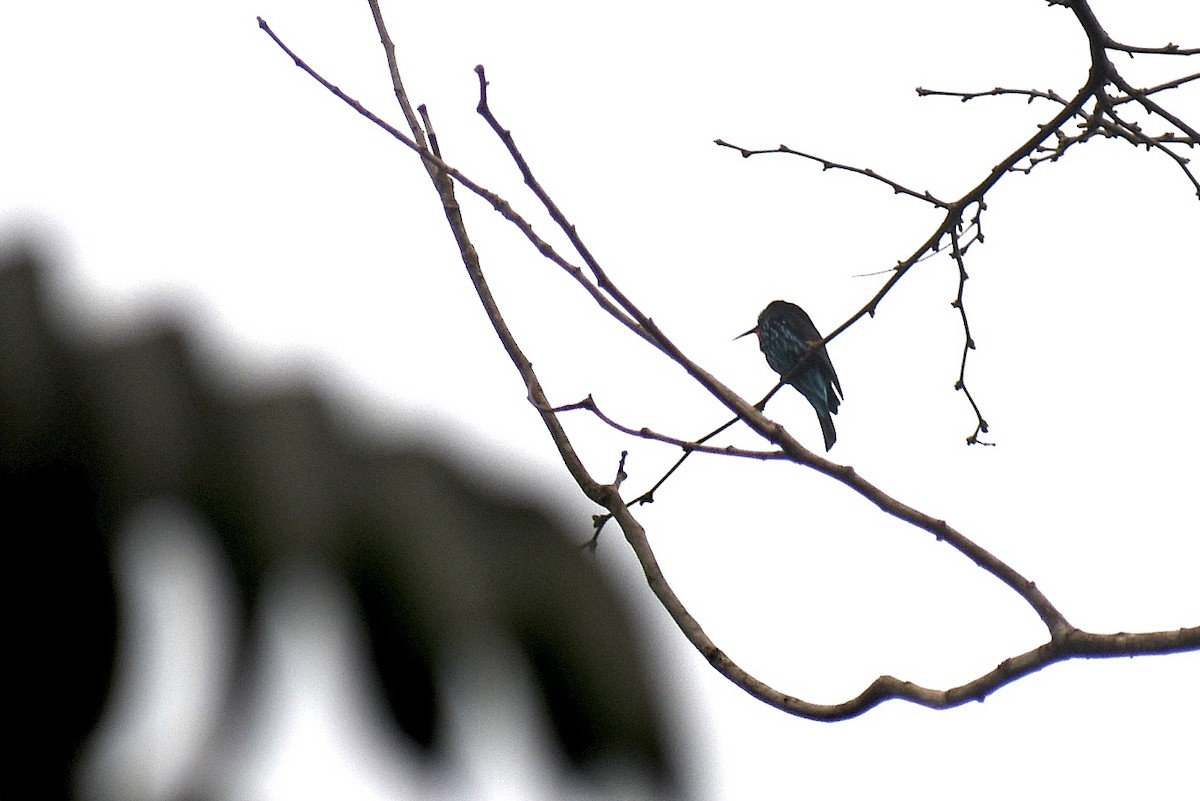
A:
733,327,756,341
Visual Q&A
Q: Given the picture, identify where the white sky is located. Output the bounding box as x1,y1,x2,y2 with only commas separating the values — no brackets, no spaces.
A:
4,1,1200,799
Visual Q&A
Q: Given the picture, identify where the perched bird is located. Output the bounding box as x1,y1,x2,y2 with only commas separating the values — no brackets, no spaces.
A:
737,300,843,451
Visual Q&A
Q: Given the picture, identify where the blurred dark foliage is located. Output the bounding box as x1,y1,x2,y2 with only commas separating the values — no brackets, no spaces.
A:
0,246,682,799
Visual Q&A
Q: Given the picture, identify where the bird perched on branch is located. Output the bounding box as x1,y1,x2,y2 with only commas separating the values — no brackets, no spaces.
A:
737,300,843,451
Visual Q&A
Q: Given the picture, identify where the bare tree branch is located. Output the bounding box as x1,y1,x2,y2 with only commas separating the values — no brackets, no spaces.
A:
713,141,950,207
915,85,1072,105
256,15,656,349
718,2,1199,443
257,0,1200,721
948,221,990,445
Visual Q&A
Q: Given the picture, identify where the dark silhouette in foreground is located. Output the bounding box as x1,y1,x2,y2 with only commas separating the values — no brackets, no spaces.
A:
0,244,682,800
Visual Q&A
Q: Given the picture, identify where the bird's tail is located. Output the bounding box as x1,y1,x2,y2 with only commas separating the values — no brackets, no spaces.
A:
818,409,837,451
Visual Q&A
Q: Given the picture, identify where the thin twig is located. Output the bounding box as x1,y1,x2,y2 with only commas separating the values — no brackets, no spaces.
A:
948,224,991,445
1106,41,1200,56
916,85,1071,106
713,140,949,208
256,16,658,348
551,396,786,459
1110,71,1200,105
474,66,676,349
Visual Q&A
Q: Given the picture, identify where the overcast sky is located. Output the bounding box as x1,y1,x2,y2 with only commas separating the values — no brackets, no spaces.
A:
3,1,1199,800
